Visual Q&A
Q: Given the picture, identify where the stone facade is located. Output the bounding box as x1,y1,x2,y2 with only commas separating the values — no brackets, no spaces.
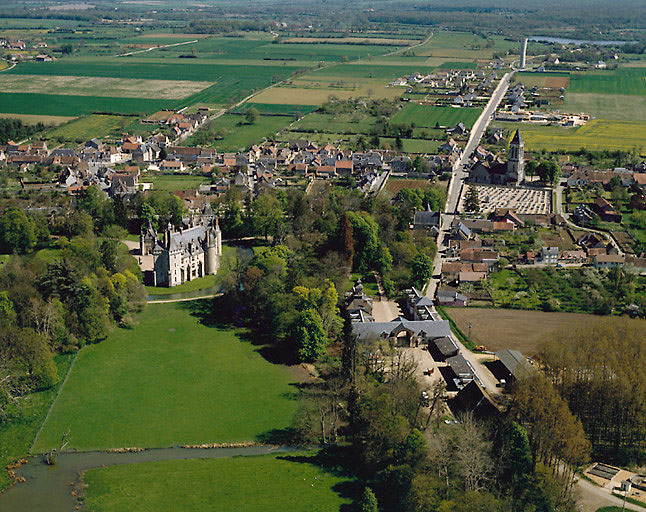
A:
140,213,222,287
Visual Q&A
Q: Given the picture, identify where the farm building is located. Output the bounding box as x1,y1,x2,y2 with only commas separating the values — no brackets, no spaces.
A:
431,336,459,360
351,318,451,347
446,354,475,389
453,380,500,419
437,290,468,307
493,349,533,383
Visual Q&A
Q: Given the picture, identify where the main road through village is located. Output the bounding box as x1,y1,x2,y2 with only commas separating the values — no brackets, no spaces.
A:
419,71,643,512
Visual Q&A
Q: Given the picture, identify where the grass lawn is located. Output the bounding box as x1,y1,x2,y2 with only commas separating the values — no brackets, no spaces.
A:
139,173,208,192
32,301,299,452
379,137,441,153
349,272,380,297
0,355,74,490
84,452,356,512
391,103,482,129
146,245,235,296
43,114,135,142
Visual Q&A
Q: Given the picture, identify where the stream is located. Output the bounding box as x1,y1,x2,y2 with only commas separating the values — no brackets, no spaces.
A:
1,445,297,511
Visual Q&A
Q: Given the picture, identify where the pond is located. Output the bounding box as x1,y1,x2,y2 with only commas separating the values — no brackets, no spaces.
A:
1,445,297,511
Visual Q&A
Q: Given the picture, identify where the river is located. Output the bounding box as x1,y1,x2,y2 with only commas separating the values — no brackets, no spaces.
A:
1,445,297,511
529,36,637,46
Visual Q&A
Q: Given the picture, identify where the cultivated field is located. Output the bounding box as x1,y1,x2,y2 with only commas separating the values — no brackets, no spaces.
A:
43,114,135,142
569,68,646,96
0,75,213,100
32,301,299,452
443,307,606,356
232,102,317,115
0,113,75,126
498,120,646,153
564,93,646,121
391,103,482,128
0,92,169,117
516,72,570,89
252,85,400,104
84,452,355,512
382,177,439,196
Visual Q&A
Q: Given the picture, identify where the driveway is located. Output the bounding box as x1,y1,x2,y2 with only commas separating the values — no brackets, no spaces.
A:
576,477,644,512
372,299,401,322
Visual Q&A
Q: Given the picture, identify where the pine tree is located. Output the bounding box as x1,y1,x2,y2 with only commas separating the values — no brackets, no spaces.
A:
464,185,480,213
359,487,379,512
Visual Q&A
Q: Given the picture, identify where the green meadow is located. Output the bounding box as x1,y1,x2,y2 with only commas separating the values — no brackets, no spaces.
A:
187,114,292,151
379,137,442,153
32,301,299,452
0,355,74,490
84,452,356,512
391,103,482,128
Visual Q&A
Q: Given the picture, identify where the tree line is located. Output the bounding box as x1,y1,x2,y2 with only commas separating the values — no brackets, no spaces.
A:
0,186,161,423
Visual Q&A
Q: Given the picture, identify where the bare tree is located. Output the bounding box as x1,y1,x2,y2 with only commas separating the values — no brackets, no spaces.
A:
423,379,447,430
425,427,454,499
454,413,492,492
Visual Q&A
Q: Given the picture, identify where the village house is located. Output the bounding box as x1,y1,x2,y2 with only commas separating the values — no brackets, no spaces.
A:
593,197,622,223
593,254,625,270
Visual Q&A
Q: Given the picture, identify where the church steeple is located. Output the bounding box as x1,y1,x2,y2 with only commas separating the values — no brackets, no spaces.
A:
507,130,525,185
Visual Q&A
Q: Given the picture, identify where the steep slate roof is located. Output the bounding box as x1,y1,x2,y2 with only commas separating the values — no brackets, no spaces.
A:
352,318,451,340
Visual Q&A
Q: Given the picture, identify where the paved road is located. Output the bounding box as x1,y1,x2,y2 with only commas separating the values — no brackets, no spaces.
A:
445,71,514,214
426,72,513,301
421,73,514,396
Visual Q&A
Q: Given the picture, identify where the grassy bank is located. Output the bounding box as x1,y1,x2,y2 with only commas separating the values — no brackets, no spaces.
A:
83,451,356,512
0,354,74,490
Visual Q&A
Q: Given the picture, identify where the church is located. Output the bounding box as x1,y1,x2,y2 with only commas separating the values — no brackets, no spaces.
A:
140,206,222,287
469,130,525,186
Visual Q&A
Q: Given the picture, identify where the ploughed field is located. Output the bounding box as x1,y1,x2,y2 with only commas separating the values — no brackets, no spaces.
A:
32,301,299,452
443,307,605,357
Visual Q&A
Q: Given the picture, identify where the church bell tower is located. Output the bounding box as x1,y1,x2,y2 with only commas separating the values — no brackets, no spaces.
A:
507,129,525,185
